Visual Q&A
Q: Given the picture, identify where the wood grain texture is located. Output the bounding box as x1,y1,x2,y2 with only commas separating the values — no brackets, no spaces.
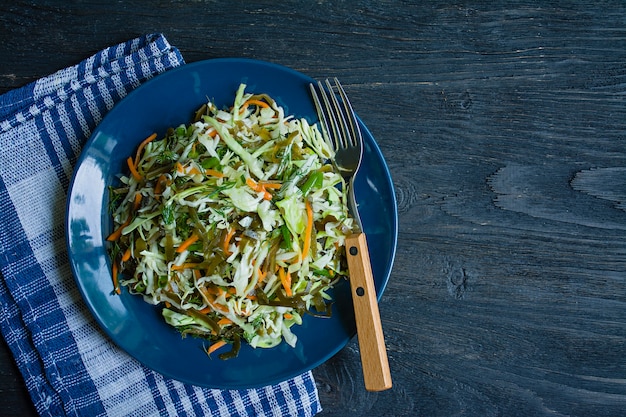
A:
1,1,625,416
345,233,393,392
0,339,38,417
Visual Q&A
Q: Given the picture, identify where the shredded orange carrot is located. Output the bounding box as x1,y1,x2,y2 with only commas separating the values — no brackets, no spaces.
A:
187,165,202,176
199,306,213,314
207,128,218,138
223,228,235,255
111,261,121,294
246,178,282,190
164,301,171,308
207,286,232,299
257,267,267,282
133,132,157,168
217,317,233,326
279,267,293,297
284,313,293,320
240,99,270,114
213,302,229,313
106,217,130,241
285,270,293,297
246,177,259,191
207,340,228,355
127,156,142,181
301,199,314,260
249,99,271,108
199,288,230,314
153,174,167,196
171,262,202,271
246,178,280,200
176,233,199,253
260,182,282,189
132,192,143,210
121,247,131,262
204,169,225,178
176,162,185,174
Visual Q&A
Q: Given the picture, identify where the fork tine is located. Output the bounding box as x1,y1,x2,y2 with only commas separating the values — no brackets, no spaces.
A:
323,79,351,150
318,80,346,150
309,82,340,151
310,78,363,154
332,78,363,149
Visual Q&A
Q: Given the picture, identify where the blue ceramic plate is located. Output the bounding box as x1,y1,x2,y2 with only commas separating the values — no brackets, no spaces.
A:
66,58,397,389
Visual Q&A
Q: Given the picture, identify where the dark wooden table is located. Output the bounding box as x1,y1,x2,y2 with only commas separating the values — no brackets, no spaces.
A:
1,1,625,416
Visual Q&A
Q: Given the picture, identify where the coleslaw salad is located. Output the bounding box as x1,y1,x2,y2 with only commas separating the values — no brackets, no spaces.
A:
107,84,354,359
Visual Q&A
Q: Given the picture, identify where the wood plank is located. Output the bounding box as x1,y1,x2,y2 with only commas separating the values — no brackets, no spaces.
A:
0,1,624,416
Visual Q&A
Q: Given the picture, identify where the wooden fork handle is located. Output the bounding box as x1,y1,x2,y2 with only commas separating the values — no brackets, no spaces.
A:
345,232,393,391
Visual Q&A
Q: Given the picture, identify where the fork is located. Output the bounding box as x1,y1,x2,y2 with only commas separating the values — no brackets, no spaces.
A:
309,78,392,392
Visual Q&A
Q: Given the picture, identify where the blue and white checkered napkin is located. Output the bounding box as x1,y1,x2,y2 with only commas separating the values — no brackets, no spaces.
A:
0,33,321,417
